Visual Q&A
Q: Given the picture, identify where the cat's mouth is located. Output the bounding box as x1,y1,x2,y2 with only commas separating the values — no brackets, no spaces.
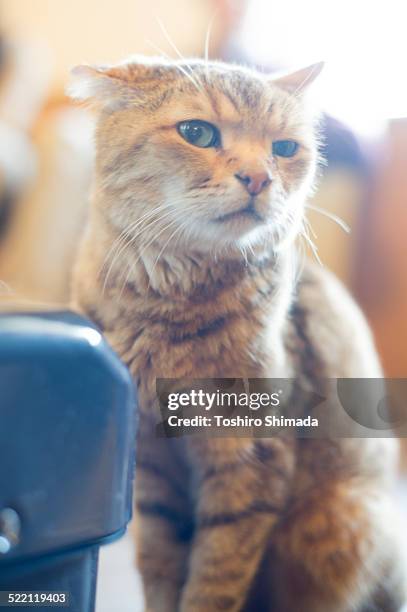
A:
214,199,264,225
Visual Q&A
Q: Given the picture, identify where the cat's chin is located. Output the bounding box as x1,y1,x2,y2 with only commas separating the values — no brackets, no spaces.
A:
213,202,265,225
187,219,271,254
210,210,269,244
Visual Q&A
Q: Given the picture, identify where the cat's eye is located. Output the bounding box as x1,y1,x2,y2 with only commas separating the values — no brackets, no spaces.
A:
177,120,220,148
272,140,299,158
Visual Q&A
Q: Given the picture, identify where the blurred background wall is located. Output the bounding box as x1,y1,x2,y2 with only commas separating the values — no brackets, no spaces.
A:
0,0,406,381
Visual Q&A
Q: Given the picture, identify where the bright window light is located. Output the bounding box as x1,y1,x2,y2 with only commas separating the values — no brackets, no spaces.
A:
239,0,407,135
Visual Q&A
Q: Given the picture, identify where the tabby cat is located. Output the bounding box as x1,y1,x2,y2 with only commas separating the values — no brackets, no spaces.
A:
69,57,405,611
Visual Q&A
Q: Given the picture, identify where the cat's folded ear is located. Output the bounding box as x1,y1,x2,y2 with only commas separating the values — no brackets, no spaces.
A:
271,62,324,94
67,65,118,105
66,58,159,109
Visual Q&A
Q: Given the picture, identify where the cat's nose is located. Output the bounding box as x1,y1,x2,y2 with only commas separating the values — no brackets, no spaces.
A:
234,171,272,196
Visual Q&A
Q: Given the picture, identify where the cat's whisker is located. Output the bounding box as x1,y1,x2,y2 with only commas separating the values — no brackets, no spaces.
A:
144,39,172,62
100,206,163,274
302,214,317,240
204,10,218,80
114,203,171,247
247,242,256,258
305,204,350,234
100,203,171,293
114,201,184,254
155,16,185,62
146,221,190,292
137,200,203,254
175,67,202,93
300,224,323,267
145,39,196,82
102,212,179,295
117,215,185,302
100,202,169,265
145,38,202,93
239,245,249,266
107,213,171,271
117,202,203,301
154,17,203,92
100,223,141,287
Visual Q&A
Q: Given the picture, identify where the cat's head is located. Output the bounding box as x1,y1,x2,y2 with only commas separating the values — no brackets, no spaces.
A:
69,57,323,257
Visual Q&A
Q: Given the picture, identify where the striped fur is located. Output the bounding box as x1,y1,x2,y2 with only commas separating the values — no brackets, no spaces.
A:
70,57,405,611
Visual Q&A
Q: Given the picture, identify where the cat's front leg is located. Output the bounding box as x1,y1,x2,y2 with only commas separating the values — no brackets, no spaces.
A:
179,438,295,612
134,433,192,612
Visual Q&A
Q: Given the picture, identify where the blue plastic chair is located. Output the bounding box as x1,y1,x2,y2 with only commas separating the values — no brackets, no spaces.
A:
0,311,136,611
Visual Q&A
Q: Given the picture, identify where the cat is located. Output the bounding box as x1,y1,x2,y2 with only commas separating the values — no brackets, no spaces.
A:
69,57,405,611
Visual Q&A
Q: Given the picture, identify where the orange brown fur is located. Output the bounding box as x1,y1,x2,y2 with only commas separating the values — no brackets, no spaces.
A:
70,57,405,611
